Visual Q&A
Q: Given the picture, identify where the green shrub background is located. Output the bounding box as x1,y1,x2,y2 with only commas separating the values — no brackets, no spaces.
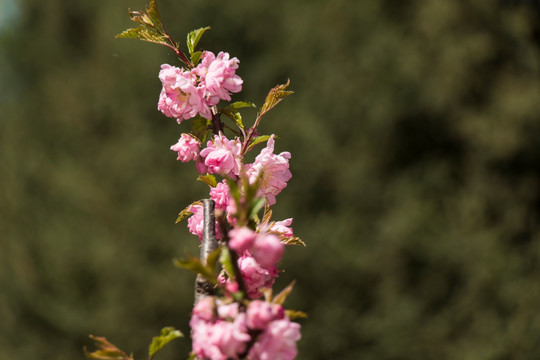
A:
2,0,540,359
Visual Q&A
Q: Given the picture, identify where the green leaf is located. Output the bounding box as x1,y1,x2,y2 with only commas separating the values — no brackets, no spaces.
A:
221,102,255,131
247,135,271,151
227,101,256,110
285,310,308,320
206,248,222,270
226,179,241,208
273,280,296,305
174,256,217,284
259,79,293,119
248,197,266,220
219,247,235,281
197,174,218,188
187,27,211,56
176,200,202,223
191,50,203,66
149,327,183,359
115,26,167,46
84,335,133,360
146,0,164,33
191,116,211,138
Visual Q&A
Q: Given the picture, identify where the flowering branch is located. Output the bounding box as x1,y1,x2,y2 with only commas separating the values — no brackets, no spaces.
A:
87,1,305,359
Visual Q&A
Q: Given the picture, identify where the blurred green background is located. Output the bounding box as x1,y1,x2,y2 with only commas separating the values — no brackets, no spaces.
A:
2,0,540,359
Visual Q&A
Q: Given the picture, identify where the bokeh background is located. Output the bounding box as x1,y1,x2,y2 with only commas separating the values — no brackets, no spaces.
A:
2,0,540,359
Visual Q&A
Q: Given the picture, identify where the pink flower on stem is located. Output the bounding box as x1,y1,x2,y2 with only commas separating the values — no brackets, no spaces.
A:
229,227,258,253
246,300,285,330
194,51,243,105
238,253,279,299
216,300,240,320
210,180,231,211
192,296,216,322
250,233,284,271
190,298,251,360
247,318,301,360
217,252,277,299
268,218,294,238
200,134,243,178
170,133,200,162
247,135,292,205
187,203,222,241
157,64,211,121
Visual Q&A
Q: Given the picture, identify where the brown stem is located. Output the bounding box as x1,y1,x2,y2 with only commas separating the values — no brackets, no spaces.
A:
210,107,224,135
194,199,218,303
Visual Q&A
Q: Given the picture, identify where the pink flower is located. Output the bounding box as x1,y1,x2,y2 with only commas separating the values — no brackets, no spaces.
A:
268,218,294,238
250,233,284,270
246,135,292,205
216,300,240,320
229,227,257,253
217,252,277,299
187,203,222,241
192,296,216,322
187,203,205,240
190,299,251,360
238,253,279,299
157,64,211,121
247,318,301,360
194,51,243,105
216,314,251,358
210,180,231,211
170,133,200,162
200,134,243,178
246,301,285,330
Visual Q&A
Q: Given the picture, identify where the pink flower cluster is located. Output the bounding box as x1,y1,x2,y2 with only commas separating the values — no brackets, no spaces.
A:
170,133,292,206
158,51,242,122
157,46,300,358
190,298,301,360
217,228,283,299
218,249,279,299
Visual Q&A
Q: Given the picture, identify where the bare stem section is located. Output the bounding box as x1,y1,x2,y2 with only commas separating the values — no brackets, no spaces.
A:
194,199,218,303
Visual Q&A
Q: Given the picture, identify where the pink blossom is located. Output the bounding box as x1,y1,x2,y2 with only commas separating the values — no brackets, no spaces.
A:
187,203,222,241
246,301,285,330
190,319,225,360
238,253,279,299
216,300,240,320
192,296,216,322
247,318,301,360
246,135,292,205
187,203,204,240
229,227,257,253
194,51,243,105
269,218,294,238
170,133,200,162
196,158,208,175
216,314,250,358
190,299,251,360
200,134,243,178
217,252,277,299
210,180,231,211
250,233,284,270
217,273,240,294
157,64,211,121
